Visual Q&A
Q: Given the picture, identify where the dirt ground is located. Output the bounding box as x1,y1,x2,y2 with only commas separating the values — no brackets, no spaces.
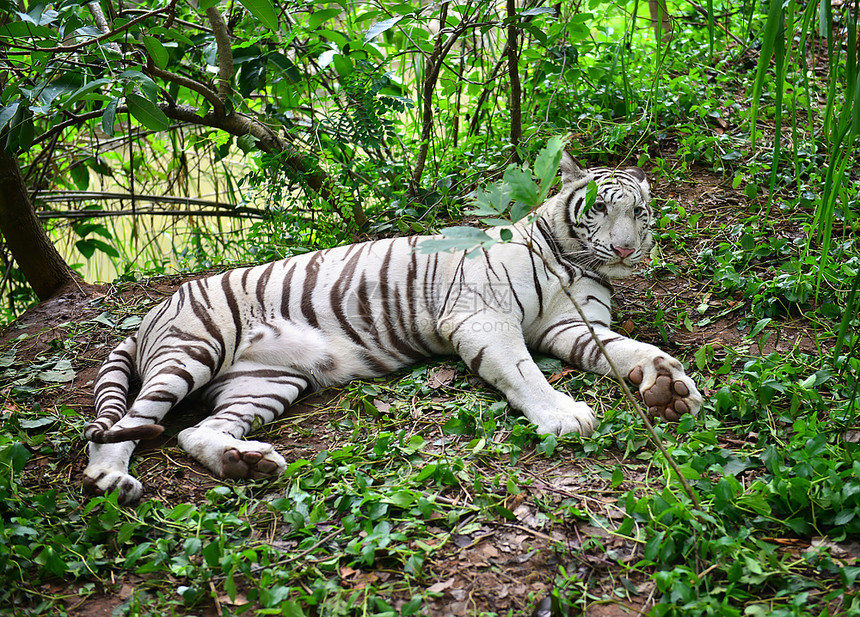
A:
1,166,808,616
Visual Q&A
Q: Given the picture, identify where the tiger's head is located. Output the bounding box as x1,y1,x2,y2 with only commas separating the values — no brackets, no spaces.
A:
542,153,653,279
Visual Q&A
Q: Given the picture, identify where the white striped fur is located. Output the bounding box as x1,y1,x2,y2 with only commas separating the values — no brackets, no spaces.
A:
83,154,702,503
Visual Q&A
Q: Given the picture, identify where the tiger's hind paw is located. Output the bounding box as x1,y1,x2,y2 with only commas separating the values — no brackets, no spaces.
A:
629,356,702,422
221,442,287,479
82,466,143,505
178,427,286,480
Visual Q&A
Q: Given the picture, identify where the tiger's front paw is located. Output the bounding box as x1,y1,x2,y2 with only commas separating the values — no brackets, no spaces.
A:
82,465,143,505
629,356,702,421
528,393,597,437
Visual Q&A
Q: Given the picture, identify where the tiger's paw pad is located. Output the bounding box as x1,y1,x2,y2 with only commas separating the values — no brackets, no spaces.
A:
220,442,286,479
629,356,702,421
82,466,142,505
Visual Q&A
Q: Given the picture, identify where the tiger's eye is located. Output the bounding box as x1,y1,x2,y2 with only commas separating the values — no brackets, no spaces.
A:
592,202,607,214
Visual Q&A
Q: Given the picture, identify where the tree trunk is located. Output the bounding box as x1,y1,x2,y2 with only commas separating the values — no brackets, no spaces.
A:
649,0,673,42
0,150,77,300
506,0,522,162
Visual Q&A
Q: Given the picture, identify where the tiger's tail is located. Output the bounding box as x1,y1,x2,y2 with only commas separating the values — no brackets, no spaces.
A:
85,335,164,444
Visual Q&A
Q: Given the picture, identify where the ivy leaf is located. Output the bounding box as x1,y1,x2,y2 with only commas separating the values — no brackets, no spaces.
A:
126,93,169,131
238,0,279,31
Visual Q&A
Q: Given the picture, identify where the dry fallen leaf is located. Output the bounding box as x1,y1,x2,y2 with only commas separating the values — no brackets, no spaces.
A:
427,577,455,593
427,366,458,389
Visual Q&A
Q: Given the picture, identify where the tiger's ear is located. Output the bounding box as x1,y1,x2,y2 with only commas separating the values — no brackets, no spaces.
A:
560,151,589,185
625,166,650,198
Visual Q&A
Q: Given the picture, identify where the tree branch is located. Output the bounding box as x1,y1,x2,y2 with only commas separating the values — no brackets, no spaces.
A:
145,63,225,116
7,6,170,53
205,7,234,107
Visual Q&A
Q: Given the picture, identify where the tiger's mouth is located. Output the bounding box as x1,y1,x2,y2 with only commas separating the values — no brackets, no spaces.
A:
597,254,641,278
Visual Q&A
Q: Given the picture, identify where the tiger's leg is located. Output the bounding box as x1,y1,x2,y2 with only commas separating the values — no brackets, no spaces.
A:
177,362,309,479
82,441,142,504
83,362,215,503
537,321,702,421
445,313,597,436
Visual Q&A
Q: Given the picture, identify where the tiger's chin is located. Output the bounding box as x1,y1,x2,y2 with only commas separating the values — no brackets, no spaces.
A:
598,261,638,279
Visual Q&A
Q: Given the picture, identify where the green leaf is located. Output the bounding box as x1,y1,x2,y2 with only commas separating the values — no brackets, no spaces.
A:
119,70,159,100
20,417,54,430
150,26,194,46
0,101,19,131
510,200,531,223
749,0,784,148
37,359,76,383
644,532,664,561
584,181,598,213
832,509,855,526
418,227,494,255
201,541,221,567
503,165,539,207
281,600,307,617
364,15,403,43
102,98,118,137
521,7,556,17
269,53,302,82
534,135,567,198
76,238,120,259
66,78,111,106
142,36,170,69
38,547,68,576
3,441,31,474
238,0,279,31
124,542,153,568
126,93,170,132
237,133,259,153
308,7,341,30
747,318,771,339
471,182,513,216
414,463,437,482
385,490,416,508
37,74,81,106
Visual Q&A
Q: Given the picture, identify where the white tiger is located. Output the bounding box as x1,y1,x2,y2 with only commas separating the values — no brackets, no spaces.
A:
83,153,702,503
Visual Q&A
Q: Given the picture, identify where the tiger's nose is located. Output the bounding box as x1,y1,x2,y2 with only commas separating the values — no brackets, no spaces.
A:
613,246,635,259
